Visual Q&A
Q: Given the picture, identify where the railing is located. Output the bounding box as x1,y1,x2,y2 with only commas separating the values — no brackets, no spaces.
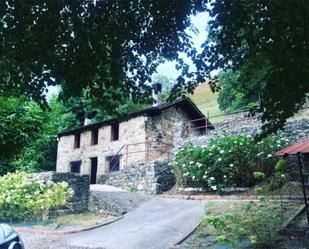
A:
186,114,257,138
107,140,174,172
186,117,213,137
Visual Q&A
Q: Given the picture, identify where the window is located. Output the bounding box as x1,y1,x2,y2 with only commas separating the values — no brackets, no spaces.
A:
74,133,81,148
111,123,119,141
70,161,81,173
90,157,98,184
91,128,99,145
106,155,121,171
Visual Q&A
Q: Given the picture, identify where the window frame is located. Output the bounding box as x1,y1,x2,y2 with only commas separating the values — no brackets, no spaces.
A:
106,155,121,171
74,133,81,149
111,123,119,141
70,160,82,173
91,128,99,145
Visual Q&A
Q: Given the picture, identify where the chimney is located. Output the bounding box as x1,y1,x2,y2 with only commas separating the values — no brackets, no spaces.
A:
84,113,92,126
152,83,162,107
84,111,97,126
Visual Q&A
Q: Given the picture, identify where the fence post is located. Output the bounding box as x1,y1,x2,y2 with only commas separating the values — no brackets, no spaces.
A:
145,141,149,161
125,145,129,167
188,122,192,137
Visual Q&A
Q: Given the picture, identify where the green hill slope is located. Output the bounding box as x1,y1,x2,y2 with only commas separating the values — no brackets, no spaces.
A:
189,83,223,119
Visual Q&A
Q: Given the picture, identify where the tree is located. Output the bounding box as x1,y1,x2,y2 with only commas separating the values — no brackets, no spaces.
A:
199,0,309,135
217,70,262,112
0,0,207,108
0,97,44,174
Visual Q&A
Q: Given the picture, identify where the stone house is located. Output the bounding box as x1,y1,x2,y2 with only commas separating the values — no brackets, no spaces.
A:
56,97,212,184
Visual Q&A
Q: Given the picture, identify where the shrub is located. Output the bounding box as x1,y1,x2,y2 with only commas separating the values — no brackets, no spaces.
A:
0,171,73,220
204,199,284,248
173,134,289,190
204,171,292,248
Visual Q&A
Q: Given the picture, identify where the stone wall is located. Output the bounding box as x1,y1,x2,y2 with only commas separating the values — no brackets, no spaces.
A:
174,116,309,150
57,116,147,179
32,172,90,213
56,105,197,183
88,191,149,216
145,106,196,160
98,160,175,194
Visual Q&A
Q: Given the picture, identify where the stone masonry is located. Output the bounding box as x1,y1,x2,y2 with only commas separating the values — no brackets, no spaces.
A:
56,115,147,177
98,160,175,194
32,171,90,213
56,99,203,184
175,116,309,150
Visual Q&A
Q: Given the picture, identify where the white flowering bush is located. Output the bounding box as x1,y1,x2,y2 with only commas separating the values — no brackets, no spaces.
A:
0,171,73,220
173,134,289,190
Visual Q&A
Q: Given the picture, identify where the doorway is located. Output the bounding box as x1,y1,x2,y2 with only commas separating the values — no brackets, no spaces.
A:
90,157,98,184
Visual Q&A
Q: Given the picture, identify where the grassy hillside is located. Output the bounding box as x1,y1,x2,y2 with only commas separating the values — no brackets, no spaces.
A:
189,83,224,122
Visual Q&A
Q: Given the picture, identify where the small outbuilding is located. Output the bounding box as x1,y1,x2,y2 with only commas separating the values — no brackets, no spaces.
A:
276,139,309,228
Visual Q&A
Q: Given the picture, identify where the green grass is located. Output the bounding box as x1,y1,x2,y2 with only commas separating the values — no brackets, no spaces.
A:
189,83,231,123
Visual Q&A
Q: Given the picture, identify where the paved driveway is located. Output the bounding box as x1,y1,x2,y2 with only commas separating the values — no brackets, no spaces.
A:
66,197,206,249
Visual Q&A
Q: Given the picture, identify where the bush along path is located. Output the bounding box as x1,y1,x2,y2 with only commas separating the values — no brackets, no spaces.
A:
0,171,73,221
172,133,289,192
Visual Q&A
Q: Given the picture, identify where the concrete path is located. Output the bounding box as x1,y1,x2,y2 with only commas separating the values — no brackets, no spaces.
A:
90,184,126,192
66,198,206,249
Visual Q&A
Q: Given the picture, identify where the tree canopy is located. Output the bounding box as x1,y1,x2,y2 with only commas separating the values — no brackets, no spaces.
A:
0,0,206,109
0,0,308,135
217,70,263,113
200,0,309,134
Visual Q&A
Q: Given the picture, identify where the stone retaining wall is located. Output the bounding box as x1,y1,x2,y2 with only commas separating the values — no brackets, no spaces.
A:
98,160,175,194
175,117,309,150
32,172,90,213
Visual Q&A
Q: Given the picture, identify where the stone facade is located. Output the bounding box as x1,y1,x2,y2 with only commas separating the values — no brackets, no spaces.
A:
32,172,90,213
98,160,175,194
57,116,147,177
56,100,202,184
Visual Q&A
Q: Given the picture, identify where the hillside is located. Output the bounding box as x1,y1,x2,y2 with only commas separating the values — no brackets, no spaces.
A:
189,83,224,122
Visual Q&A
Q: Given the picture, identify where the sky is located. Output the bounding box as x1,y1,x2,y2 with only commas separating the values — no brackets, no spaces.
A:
156,11,209,79
47,11,210,99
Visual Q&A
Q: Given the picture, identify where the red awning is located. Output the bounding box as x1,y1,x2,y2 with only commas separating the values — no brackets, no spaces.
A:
276,139,309,156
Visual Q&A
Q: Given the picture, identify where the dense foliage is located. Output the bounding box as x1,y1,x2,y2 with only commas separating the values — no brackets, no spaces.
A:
173,134,289,190
217,70,262,113
0,1,308,135
0,0,206,108
0,171,73,220
201,0,309,135
0,97,44,173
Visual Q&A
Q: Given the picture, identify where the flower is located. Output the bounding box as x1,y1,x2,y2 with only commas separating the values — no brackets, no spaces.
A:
189,161,194,164
209,177,215,180
210,186,217,191
192,176,196,180
267,154,272,158
223,175,227,178
203,175,207,179
229,163,234,167
220,150,224,154
218,158,222,162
